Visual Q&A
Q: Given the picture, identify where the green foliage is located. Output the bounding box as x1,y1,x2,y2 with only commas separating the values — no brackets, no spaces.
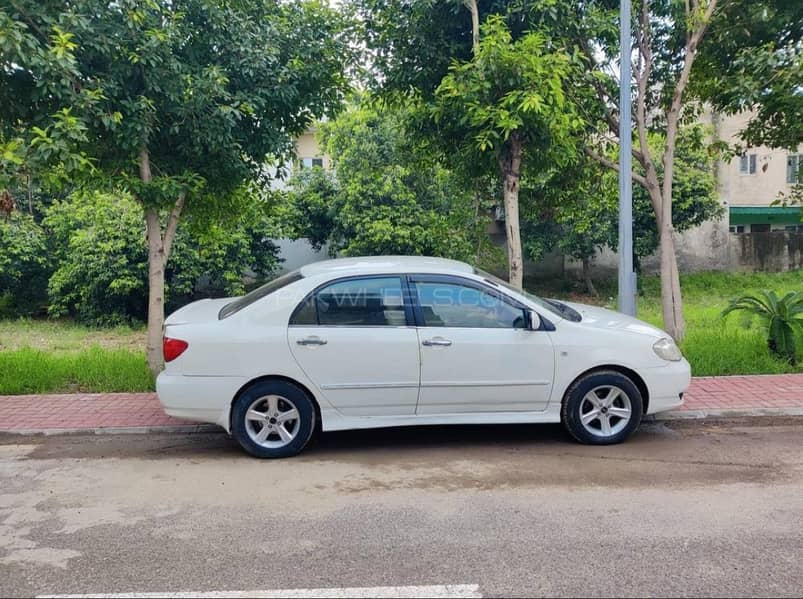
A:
0,5,96,201
43,191,280,324
284,104,477,260
0,211,50,315
694,0,803,150
431,15,580,172
523,125,721,268
721,291,803,364
522,155,616,264
44,192,148,323
2,0,355,209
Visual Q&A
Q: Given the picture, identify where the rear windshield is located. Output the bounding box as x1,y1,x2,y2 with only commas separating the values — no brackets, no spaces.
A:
218,270,304,319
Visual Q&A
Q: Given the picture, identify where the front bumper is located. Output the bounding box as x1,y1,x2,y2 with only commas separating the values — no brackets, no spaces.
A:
641,358,691,415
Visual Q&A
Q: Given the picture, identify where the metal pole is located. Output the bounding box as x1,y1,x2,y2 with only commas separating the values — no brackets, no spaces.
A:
618,0,637,315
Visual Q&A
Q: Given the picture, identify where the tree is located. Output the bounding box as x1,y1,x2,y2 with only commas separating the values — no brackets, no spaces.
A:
0,6,95,214
284,103,477,260
354,2,584,289
694,0,802,216
572,0,720,340
528,156,617,296
693,0,803,150
431,17,581,288
525,124,721,294
2,0,353,373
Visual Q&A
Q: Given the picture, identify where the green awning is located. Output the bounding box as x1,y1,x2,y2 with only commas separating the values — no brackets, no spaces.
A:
729,206,802,225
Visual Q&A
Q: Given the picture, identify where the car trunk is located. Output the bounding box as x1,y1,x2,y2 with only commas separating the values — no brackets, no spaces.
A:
164,298,235,326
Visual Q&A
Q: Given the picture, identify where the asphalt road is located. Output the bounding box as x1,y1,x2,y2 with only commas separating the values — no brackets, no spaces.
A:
1,420,802,598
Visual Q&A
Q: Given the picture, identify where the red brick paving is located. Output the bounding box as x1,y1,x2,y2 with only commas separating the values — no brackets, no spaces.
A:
0,392,186,431
1,374,802,432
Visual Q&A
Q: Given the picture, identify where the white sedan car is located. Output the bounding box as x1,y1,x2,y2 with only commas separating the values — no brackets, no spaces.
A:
157,256,690,458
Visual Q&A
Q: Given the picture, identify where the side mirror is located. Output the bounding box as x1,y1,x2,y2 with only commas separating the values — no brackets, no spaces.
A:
527,309,541,331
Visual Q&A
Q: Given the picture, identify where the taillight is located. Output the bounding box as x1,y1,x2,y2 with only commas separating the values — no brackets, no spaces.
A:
163,337,189,362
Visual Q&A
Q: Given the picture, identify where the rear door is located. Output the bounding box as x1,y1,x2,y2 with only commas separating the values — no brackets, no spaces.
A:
288,275,421,417
410,275,555,414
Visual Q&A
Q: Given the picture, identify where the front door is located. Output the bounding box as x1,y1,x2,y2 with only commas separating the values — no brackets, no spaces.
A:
411,276,555,414
288,275,420,417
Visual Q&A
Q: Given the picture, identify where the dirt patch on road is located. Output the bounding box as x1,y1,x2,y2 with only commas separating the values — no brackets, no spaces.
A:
4,421,800,493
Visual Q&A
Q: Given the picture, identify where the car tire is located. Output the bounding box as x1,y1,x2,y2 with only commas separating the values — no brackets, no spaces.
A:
561,370,644,445
231,380,317,458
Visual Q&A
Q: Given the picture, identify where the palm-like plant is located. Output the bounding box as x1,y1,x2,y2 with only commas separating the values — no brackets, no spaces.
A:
721,291,803,364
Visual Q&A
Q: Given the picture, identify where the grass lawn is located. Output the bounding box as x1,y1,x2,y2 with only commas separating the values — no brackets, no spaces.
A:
0,320,152,394
0,270,801,394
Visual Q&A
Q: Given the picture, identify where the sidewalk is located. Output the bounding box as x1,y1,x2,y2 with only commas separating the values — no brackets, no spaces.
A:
1,373,803,433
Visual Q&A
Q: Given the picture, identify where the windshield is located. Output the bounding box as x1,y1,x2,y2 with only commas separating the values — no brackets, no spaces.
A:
472,268,564,319
218,270,304,319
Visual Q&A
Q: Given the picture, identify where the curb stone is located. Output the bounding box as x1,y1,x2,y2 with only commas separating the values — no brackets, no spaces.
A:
649,407,803,420
2,408,802,436
0,424,221,436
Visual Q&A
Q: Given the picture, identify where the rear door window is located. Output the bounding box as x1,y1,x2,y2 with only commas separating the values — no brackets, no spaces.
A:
291,276,408,326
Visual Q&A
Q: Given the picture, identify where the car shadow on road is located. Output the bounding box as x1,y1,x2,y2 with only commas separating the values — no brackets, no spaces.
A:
308,422,569,455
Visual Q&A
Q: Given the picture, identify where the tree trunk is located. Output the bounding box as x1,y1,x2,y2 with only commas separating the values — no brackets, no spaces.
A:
145,207,166,375
658,225,685,341
582,257,598,297
464,0,480,56
140,148,185,376
499,134,523,289
26,173,33,215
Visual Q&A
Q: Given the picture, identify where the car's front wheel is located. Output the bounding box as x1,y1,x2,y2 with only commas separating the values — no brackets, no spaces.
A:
562,370,644,444
231,380,316,458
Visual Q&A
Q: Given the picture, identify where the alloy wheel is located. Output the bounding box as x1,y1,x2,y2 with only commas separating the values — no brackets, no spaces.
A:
244,394,301,449
579,385,633,438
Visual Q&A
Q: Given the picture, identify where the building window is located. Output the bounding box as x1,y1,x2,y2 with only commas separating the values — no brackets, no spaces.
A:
739,154,757,175
787,154,800,184
750,223,770,233
729,225,745,233
299,157,324,169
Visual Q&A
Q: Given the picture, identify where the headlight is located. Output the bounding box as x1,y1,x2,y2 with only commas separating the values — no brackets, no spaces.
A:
653,337,683,361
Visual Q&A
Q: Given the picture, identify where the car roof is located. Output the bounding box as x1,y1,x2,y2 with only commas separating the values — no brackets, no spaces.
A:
299,256,474,278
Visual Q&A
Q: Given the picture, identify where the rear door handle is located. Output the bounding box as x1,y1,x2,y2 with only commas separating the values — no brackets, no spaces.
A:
297,336,327,346
422,337,452,347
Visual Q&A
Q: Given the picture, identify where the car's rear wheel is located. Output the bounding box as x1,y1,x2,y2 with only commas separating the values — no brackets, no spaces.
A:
562,370,643,445
232,380,316,458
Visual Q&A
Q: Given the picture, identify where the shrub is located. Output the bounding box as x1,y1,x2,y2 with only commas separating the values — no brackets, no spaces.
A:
0,211,51,316
721,290,803,364
44,191,280,324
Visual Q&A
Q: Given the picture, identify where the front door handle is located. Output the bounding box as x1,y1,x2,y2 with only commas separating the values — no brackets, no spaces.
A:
422,337,452,347
297,336,327,346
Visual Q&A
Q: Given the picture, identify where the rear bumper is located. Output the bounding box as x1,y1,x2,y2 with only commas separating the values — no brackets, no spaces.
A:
156,373,248,432
641,358,691,415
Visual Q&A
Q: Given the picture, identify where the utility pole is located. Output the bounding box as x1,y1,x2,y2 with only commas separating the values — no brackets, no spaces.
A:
618,0,637,315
